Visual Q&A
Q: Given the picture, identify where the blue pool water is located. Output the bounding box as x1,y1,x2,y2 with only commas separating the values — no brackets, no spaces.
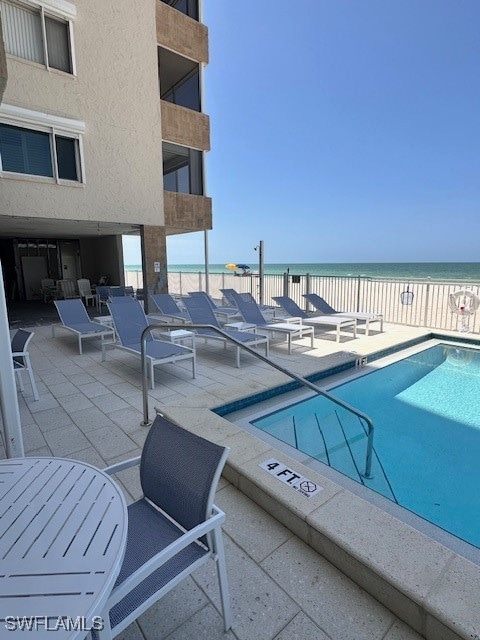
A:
252,344,480,547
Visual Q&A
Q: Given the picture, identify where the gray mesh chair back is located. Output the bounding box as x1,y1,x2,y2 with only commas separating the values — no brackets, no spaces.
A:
273,296,308,319
108,286,126,297
183,295,221,334
140,414,227,531
55,299,90,325
303,293,337,314
11,329,39,401
11,329,33,367
231,293,267,326
150,293,189,320
96,286,110,303
108,298,152,347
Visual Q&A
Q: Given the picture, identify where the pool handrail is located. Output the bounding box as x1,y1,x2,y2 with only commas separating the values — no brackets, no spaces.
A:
140,322,375,479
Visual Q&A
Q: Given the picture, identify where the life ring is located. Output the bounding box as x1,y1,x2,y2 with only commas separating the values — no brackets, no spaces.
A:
448,289,480,316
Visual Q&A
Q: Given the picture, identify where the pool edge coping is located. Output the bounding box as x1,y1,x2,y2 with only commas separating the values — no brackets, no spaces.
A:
157,330,480,640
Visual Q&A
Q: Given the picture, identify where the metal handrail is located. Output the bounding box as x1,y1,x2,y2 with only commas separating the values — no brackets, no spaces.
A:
141,323,375,478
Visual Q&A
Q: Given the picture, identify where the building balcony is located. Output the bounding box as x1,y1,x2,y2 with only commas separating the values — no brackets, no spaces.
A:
161,101,210,151
156,0,208,64
163,191,212,235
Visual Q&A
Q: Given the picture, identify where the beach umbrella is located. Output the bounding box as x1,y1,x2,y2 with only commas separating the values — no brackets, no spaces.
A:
225,263,238,271
236,264,250,270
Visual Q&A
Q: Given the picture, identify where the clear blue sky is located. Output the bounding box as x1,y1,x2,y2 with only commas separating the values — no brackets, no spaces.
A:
124,0,480,265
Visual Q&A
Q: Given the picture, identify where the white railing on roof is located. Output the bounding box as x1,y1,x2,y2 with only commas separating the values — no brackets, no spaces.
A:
124,269,480,334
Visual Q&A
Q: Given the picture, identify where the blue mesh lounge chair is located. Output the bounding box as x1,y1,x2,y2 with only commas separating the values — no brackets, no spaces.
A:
107,298,195,387
100,413,232,637
273,295,358,342
182,295,268,367
303,293,383,336
150,293,190,324
188,291,241,323
11,329,39,401
53,299,115,355
226,290,316,354
220,288,274,314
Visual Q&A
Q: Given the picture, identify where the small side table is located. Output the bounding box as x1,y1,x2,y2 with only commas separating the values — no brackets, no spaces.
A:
158,328,195,348
224,322,257,332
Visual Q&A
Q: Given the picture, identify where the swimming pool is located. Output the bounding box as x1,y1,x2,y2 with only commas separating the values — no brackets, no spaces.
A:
234,342,480,548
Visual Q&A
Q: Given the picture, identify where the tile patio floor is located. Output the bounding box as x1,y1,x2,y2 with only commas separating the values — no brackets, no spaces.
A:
1,319,428,640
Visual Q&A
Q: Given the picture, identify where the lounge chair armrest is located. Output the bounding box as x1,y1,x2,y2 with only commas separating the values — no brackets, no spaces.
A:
103,455,141,475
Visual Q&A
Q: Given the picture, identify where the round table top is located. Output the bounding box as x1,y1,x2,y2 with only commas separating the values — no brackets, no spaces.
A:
0,457,128,640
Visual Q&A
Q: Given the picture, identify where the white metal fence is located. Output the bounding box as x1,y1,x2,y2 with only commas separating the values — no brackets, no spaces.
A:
124,269,480,334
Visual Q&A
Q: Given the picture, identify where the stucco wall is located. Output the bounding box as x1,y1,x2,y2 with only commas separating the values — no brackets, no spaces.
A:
0,0,164,227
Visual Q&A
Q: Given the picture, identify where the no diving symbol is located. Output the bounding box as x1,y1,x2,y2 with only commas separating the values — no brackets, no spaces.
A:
299,480,317,494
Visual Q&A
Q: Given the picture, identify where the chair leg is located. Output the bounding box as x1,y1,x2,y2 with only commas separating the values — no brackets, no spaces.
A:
78,335,83,355
15,368,24,392
235,346,240,368
24,355,39,401
212,526,233,631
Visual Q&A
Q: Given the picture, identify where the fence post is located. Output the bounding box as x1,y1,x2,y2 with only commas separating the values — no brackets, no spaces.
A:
305,273,310,311
424,281,431,327
356,275,362,312
283,272,289,297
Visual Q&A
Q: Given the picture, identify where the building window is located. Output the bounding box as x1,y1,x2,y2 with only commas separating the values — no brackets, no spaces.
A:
158,48,201,112
0,0,74,74
160,0,198,21
0,122,82,182
163,142,203,195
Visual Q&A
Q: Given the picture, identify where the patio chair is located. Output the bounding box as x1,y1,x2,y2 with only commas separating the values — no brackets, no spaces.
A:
108,286,127,298
56,279,78,300
96,285,110,312
150,293,190,324
53,299,115,355
100,413,232,637
273,295,358,342
107,298,195,387
183,294,269,367
11,329,39,401
188,291,241,323
303,293,384,336
228,290,315,354
41,278,57,303
221,288,274,314
77,278,96,307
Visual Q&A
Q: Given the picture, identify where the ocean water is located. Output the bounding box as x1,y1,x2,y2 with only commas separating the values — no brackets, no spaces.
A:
124,262,480,281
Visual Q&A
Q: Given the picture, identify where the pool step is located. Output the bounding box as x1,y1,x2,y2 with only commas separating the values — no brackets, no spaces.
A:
256,408,397,503
302,410,398,503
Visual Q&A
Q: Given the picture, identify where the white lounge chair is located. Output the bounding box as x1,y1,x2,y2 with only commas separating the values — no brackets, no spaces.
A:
303,293,383,335
106,298,195,387
53,299,115,355
228,290,315,354
182,294,269,367
273,295,358,342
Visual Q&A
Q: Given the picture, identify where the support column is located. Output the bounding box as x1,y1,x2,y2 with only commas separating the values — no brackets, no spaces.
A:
140,226,168,314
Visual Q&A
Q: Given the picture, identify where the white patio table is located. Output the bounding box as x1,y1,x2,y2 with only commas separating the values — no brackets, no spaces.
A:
0,457,128,640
